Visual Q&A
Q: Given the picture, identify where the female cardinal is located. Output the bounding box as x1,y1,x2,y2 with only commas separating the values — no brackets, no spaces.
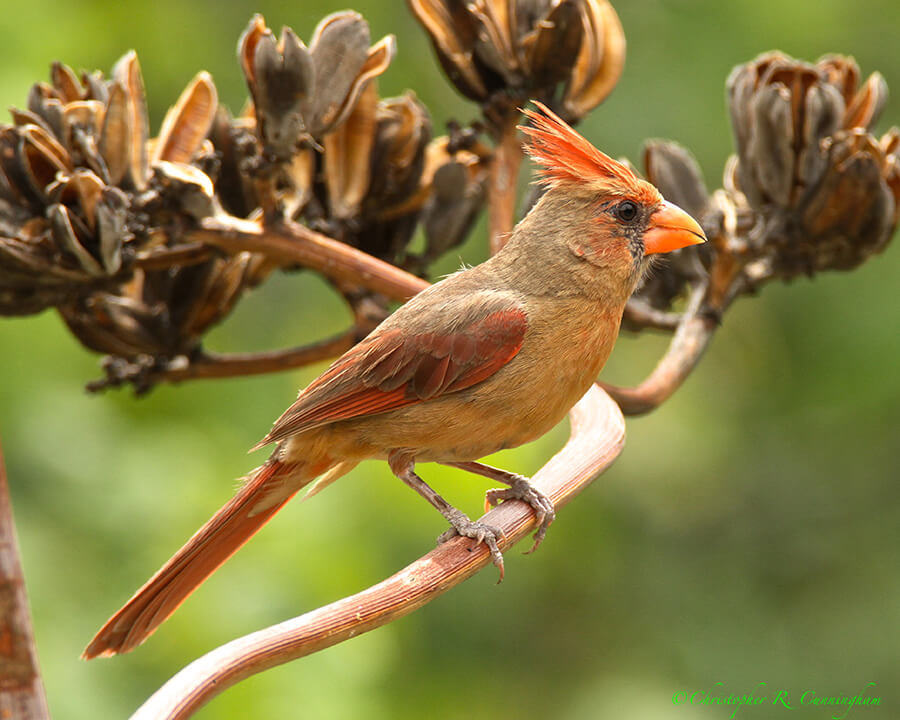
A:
84,103,705,658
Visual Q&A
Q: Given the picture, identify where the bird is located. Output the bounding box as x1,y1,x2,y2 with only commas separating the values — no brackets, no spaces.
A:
83,102,706,659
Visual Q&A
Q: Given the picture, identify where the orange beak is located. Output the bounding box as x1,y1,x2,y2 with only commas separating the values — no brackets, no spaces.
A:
643,200,706,255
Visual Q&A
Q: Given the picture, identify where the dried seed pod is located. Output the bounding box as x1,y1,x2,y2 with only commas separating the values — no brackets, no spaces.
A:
324,81,378,220
95,187,129,274
176,253,269,338
419,137,487,265
283,147,315,218
0,125,68,209
51,61,85,103
241,20,313,158
312,91,433,264
791,129,895,274
60,291,167,358
81,70,109,105
562,0,626,120
308,12,372,134
20,124,72,201
111,51,149,190
152,71,218,165
353,93,433,262
843,71,888,130
407,0,487,100
238,13,395,159
53,169,105,230
522,1,585,89
27,84,66,140
100,81,134,186
207,107,258,217
62,100,108,177
408,0,625,122
48,203,105,276
368,94,432,212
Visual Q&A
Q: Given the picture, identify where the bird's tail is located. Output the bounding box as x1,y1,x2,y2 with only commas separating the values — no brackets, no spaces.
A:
83,455,353,659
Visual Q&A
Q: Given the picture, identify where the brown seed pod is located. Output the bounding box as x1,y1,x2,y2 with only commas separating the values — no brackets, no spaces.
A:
152,71,218,165
408,0,625,122
238,13,395,159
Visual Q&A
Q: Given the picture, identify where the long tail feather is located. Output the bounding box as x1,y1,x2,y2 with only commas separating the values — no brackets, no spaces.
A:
83,457,318,658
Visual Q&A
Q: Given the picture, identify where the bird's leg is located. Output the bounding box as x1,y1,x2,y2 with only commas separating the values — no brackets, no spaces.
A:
442,461,556,554
388,451,506,581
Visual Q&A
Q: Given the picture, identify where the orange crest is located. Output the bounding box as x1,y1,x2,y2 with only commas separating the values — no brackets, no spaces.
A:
520,102,646,195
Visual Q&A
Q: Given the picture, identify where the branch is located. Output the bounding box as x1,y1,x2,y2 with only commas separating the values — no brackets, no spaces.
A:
0,440,51,720
86,329,361,392
190,216,430,301
150,333,362,381
622,297,682,332
488,118,524,255
130,384,625,720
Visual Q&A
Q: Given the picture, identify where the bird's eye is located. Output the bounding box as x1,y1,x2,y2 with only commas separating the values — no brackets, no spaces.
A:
615,200,639,222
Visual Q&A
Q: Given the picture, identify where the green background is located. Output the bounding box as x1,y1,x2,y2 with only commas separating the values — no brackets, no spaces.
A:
1,1,898,718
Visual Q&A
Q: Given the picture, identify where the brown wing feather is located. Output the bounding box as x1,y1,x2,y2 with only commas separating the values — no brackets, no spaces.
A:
256,307,527,447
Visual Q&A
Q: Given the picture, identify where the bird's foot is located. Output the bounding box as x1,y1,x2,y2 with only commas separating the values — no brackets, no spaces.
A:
485,476,556,554
437,509,506,582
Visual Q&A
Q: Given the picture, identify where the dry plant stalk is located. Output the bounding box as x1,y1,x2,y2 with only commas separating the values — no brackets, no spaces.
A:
130,385,625,720
0,442,51,720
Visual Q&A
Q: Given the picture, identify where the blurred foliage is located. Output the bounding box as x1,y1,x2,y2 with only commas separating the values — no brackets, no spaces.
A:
1,0,898,718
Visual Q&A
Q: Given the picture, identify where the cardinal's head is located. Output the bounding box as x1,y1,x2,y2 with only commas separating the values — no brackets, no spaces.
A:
517,102,706,295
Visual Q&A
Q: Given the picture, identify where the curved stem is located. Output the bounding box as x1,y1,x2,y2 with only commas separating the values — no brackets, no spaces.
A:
622,297,682,332
488,119,524,255
130,385,625,720
599,282,716,415
0,440,51,720
86,330,361,393
191,216,429,302
156,333,360,382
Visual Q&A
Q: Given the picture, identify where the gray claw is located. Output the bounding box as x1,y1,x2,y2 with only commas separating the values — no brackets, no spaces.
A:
485,476,556,554
438,510,506,582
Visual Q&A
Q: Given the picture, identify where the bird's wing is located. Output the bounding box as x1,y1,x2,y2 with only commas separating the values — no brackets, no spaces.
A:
256,304,528,447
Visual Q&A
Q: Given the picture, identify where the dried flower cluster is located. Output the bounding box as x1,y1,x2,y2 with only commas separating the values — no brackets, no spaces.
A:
629,52,898,318
727,53,898,276
0,11,488,387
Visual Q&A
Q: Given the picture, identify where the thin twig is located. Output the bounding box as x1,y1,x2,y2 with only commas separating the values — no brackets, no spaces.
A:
130,384,625,720
169,333,361,381
488,119,524,255
191,216,429,301
622,297,682,332
0,440,51,720
86,330,362,392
